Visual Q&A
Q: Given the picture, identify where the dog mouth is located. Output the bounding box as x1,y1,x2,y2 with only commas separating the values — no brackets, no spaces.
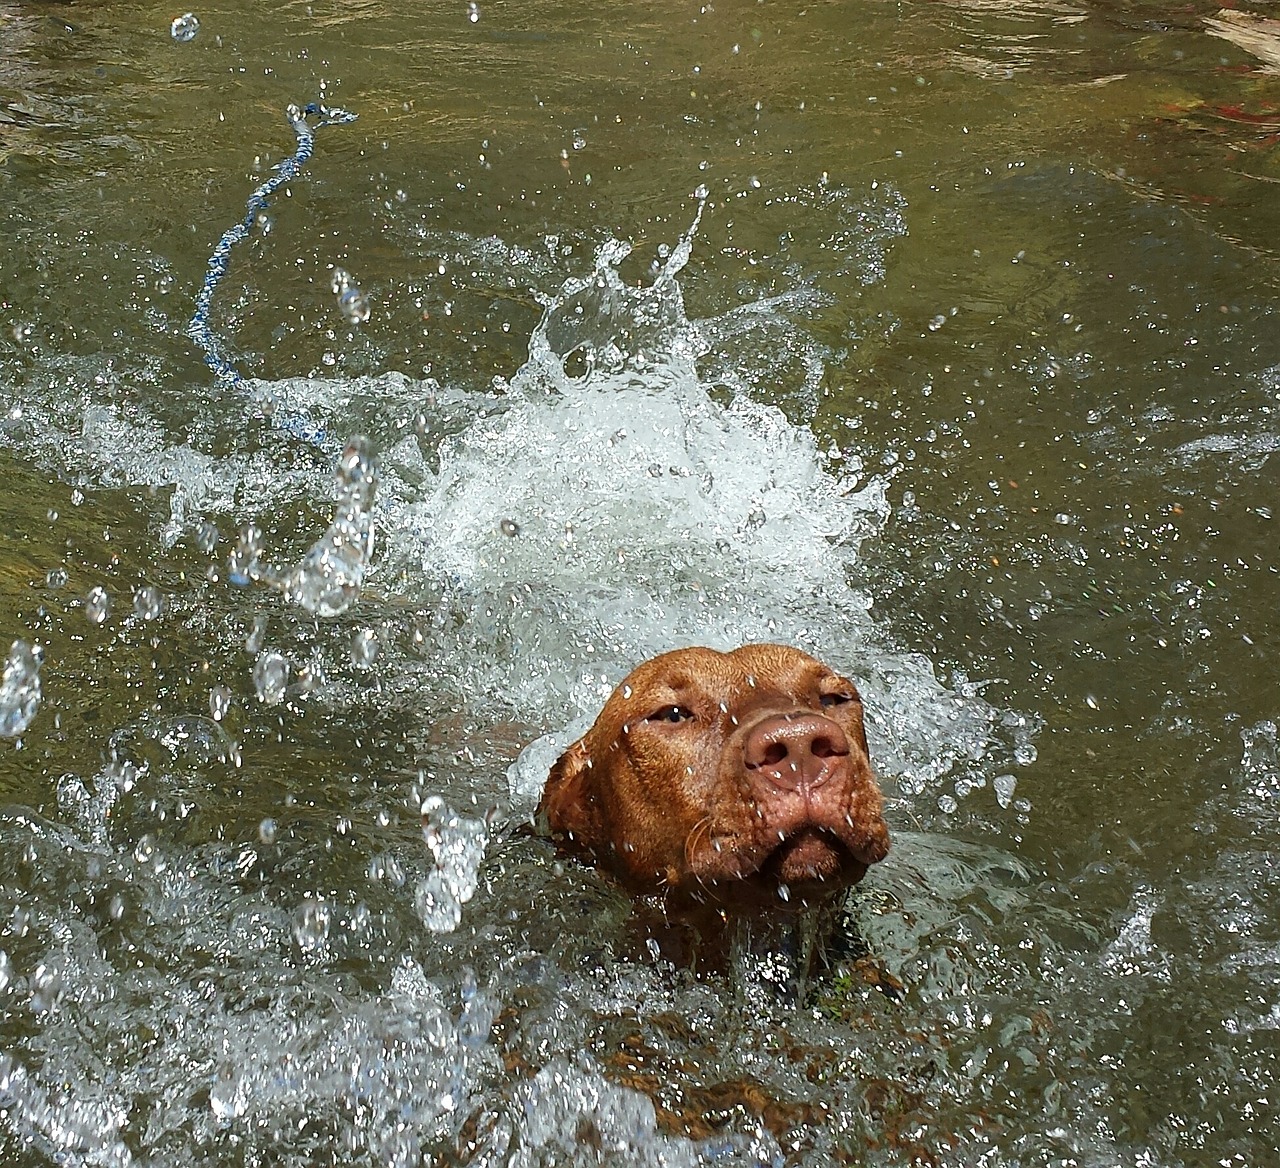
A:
688,824,860,895
760,827,852,886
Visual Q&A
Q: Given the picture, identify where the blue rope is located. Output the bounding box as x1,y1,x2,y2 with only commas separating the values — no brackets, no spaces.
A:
187,102,358,448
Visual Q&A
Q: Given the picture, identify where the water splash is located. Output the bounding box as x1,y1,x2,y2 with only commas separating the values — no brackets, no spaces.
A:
379,215,1024,802
0,1052,133,1168
0,641,42,738
415,798,489,934
229,439,378,617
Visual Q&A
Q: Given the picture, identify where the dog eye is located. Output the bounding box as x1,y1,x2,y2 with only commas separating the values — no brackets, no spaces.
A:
820,692,853,708
646,705,694,724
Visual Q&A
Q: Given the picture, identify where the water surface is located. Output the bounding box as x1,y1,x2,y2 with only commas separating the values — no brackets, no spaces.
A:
1,0,1278,1164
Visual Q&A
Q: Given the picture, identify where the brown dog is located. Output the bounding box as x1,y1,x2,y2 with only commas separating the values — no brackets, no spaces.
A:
539,644,889,910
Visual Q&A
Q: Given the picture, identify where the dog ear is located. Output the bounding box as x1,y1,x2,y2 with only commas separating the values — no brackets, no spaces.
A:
538,739,602,846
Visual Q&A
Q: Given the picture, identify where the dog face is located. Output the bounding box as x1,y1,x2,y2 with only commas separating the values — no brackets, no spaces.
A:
539,644,889,906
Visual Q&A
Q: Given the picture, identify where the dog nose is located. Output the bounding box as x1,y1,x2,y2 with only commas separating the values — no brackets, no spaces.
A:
743,713,850,793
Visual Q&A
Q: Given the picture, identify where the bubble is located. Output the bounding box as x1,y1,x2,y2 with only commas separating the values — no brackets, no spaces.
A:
0,641,42,738
170,12,200,41
209,685,233,722
45,567,68,589
252,651,289,705
350,628,379,668
133,585,165,621
84,586,111,624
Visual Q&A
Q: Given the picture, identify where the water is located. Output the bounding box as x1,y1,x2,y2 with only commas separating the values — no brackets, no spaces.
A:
170,14,200,44
1,0,1279,1164
0,641,41,738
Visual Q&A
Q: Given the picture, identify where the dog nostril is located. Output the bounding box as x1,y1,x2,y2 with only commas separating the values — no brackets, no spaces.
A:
811,735,840,759
760,742,787,767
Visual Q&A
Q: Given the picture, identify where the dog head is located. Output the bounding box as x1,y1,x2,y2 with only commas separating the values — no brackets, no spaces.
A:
539,644,890,907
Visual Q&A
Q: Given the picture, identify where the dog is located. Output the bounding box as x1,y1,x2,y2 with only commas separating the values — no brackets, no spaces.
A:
539,644,890,915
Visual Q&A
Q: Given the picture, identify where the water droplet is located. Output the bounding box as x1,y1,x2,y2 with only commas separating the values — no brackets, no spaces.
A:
466,1,480,21
45,567,68,589
500,518,520,537
252,651,289,705
280,440,377,617
1013,742,1038,766
133,834,157,865
209,685,233,722
258,817,277,845
938,794,958,814
338,286,371,325
209,1072,244,1120
415,797,489,933
292,899,331,953
0,950,12,993
194,521,219,554
245,615,268,655
350,628,379,668
29,962,62,1013
133,585,165,621
170,11,199,41
84,586,111,624
228,524,263,586
0,641,42,738
993,774,1017,808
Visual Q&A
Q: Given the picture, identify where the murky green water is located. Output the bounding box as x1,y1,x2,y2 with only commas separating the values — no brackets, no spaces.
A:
1,0,1278,1164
